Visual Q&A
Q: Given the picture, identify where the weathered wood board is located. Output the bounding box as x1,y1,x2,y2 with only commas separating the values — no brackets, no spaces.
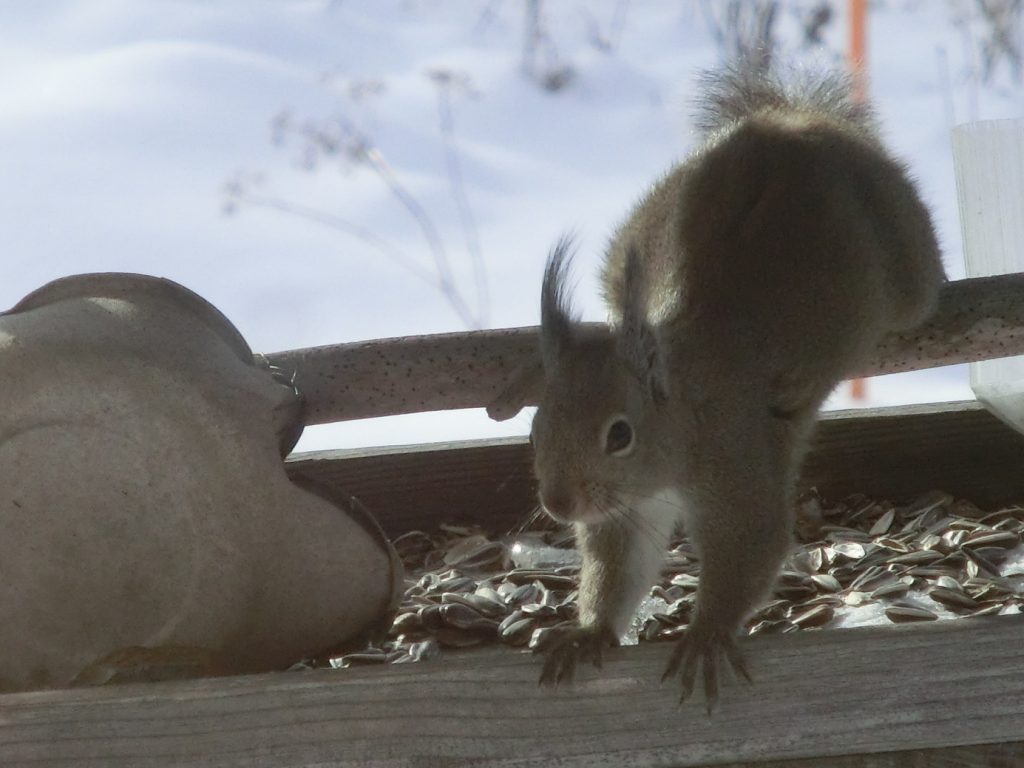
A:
2,615,1023,767
287,401,1024,536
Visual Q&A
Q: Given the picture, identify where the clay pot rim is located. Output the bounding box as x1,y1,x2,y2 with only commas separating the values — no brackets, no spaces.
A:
5,272,305,456
4,272,253,365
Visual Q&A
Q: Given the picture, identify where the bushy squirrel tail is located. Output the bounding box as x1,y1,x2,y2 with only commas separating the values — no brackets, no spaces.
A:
694,60,876,136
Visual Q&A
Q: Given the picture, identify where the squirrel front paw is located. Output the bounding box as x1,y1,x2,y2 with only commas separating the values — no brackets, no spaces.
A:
535,624,618,686
661,620,751,712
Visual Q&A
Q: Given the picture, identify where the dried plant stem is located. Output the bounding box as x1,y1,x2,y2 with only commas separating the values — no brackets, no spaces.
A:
521,0,542,77
231,190,482,326
245,106,484,329
699,0,778,70
358,147,481,329
608,0,630,49
434,83,489,327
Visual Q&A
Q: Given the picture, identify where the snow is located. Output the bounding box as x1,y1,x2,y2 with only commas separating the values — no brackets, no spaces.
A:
0,1,1020,451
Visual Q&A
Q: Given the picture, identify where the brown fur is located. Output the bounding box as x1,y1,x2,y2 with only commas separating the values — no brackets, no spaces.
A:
525,64,946,708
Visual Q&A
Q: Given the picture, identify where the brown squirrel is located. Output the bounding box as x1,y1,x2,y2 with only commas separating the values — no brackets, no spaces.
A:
494,63,945,709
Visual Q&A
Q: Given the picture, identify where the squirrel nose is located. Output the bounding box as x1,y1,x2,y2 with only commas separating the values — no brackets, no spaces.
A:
540,488,576,522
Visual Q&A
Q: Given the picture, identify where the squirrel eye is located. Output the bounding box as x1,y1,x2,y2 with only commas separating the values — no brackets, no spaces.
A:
603,417,634,457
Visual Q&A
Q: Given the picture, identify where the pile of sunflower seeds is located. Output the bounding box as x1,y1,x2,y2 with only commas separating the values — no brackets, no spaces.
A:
330,490,1024,668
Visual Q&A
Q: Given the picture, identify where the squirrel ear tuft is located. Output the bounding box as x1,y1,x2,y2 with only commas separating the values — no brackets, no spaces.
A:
619,243,669,403
540,235,578,367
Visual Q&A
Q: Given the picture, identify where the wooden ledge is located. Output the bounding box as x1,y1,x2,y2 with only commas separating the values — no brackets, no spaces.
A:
287,401,1024,536
3,615,1023,767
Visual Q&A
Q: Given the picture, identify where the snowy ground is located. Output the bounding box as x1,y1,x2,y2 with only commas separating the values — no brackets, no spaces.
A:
0,1,1020,452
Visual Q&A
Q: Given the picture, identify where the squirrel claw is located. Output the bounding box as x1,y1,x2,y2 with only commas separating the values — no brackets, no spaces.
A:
662,624,749,712
535,626,616,687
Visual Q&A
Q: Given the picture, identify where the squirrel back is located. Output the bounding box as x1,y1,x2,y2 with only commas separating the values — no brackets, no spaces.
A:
602,63,944,392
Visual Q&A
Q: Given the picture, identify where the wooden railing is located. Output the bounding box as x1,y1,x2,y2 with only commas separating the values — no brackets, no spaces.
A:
268,273,1024,424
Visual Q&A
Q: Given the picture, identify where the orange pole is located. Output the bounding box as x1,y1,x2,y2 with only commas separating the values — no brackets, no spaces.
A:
849,0,868,102
849,0,868,401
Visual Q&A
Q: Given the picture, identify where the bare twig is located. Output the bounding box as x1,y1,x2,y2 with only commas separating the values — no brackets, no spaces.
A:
975,0,1023,84
519,0,574,91
699,0,779,71
428,70,489,327
937,45,958,129
229,88,486,330
357,144,480,328
584,0,631,52
799,1,832,48
609,0,631,49
521,0,543,77
224,188,437,287
475,0,504,33
951,0,983,121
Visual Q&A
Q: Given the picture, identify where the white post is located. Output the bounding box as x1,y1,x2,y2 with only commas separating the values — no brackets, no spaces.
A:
952,119,1024,431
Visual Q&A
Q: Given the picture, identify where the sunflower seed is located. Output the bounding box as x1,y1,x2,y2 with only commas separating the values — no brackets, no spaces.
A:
964,531,1020,550
333,649,388,667
406,640,441,662
791,604,834,628
871,581,910,600
475,585,504,603
749,619,797,635
499,617,536,645
929,587,979,611
392,611,422,633
885,604,938,623
507,583,540,605
671,573,700,590
849,565,889,591
888,550,943,566
968,603,1006,618
877,536,914,553
934,575,961,590
810,573,842,593
869,508,897,536
419,604,444,631
790,548,825,574
439,602,497,633
942,529,968,549
906,566,961,579
964,547,1001,578
470,593,508,617
438,575,477,592
831,542,866,561
521,603,557,618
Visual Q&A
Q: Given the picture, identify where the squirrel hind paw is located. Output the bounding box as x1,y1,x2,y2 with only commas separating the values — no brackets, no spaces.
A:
663,627,751,713
534,626,613,687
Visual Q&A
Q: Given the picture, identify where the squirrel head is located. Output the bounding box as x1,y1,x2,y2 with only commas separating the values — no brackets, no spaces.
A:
530,238,675,526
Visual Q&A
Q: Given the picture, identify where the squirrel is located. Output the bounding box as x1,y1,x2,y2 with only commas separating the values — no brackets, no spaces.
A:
492,63,945,710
